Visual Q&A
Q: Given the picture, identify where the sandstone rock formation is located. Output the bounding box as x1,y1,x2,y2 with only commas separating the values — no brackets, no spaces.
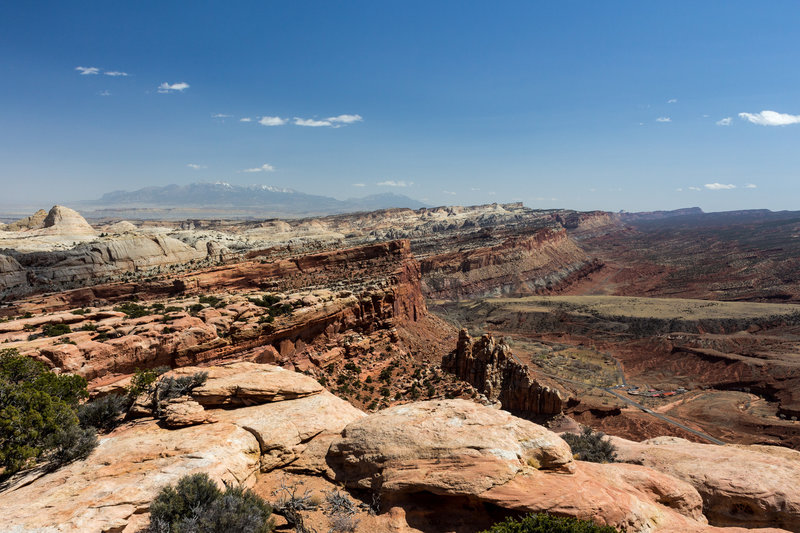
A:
443,329,565,416
612,436,800,531
0,362,363,533
4,209,48,231
39,205,97,236
327,399,776,532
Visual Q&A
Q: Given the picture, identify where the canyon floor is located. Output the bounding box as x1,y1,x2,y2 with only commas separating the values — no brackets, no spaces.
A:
1,203,799,532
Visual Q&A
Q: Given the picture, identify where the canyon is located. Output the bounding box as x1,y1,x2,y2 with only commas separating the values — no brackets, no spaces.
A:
1,203,799,532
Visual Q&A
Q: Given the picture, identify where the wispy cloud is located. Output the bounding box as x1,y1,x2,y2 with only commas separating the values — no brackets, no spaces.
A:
157,82,190,93
351,183,366,187
377,180,413,187
259,116,288,126
242,163,275,173
705,183,736,190
328,114,363,124
656,117,672,123
240,117,253,122
294,117,333,127
187,164,206,169
688,186,701,191
99,90,111,97
676,188,683,192
739,110,800,126
442,190,457,196
716,117,733,126
104,71,129,77
745,183,757,189
75,66,99,75
294,114,363,128
667,98,677,104
212,113,232,119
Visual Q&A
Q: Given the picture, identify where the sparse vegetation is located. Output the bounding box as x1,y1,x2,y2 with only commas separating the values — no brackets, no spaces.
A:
114,302,150,318
151,372,208,417
77,394,127,432
480,513,618,533
561,427,617,463
41,323,71,337
147,472,274,533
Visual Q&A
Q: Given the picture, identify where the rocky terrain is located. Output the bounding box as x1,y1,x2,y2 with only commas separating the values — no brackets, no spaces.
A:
2,202,800,531
2,362,797,532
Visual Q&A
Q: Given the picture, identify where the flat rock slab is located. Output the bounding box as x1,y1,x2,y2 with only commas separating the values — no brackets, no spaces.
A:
0,420,260,533
171,361,323,406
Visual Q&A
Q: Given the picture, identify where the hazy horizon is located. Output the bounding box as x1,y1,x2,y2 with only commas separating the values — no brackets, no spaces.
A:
2,2,800,213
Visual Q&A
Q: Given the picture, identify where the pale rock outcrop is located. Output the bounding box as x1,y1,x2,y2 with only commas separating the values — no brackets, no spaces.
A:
161,395,211,427
214,390,364,471
612,436,800,531
39,205,96,236
4,209,48,231
175,361,324,406
327,399,575,495
0,421,260,533
327,399,782,533
106,220,138,234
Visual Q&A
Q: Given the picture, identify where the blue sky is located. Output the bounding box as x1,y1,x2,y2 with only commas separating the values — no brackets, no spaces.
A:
2,1,800,212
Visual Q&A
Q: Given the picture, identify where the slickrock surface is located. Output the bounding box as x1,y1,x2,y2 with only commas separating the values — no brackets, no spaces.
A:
326,399,772,532
328,399,574,495
0,362,363,533
0,420,261,533
612,436,800,531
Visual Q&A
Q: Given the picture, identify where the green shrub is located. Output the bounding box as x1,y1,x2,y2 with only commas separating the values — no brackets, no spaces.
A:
114,302,150,318
198,295,224,307
127,366,170,401
148,473,273,533
480,513,618,533
41,323,71,337
78,394,127,431
561,427,617,463
152,372,208,417
0,348,93,476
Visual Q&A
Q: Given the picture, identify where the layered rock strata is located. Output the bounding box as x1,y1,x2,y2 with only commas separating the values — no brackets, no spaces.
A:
442,329,565,416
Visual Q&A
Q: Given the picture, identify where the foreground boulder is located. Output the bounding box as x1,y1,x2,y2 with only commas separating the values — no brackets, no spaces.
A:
327,399,787,533
612,436,800,532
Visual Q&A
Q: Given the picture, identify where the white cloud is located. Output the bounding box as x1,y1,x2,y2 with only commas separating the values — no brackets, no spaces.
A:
99,90,111,97
75,66,99,75
656,117,672,123
667,98,678,104
739,110,800,126
157,82,190,93
716,117,733,126
352,183,366,187
745,183,757,189
688,186,701,191
294,117,332,127
328,114,363,124
443,190,457,196
705,183,736,190
242,163,275,173
187,164,206,169
294,114,363,127
676,188,683,192
104,71,129,77
212,113,232,119
377,180,413,187
488,192,496,196
470,187,480,191
240,117,253,122
259,116,288,126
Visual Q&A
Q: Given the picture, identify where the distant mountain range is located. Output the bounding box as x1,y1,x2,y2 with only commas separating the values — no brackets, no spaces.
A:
81,182,428,218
